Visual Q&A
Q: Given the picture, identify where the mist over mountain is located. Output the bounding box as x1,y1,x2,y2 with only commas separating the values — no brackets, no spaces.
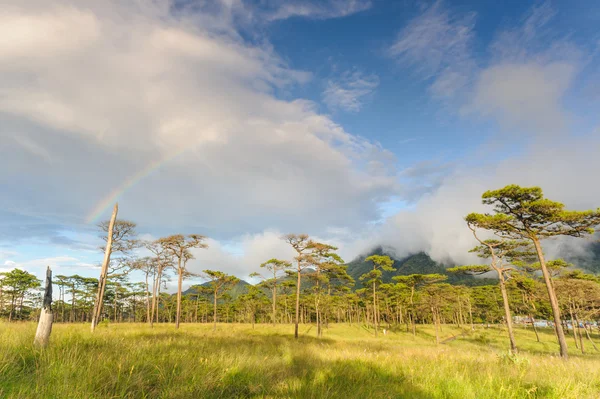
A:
185,241,600,301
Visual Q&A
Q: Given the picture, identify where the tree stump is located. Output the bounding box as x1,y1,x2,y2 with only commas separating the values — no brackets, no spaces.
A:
34,266,53,347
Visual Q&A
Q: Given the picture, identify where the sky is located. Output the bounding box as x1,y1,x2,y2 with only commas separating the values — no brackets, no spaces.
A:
1,0,599,290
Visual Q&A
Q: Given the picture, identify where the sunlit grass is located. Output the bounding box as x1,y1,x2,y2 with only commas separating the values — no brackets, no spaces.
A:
1,322,599,398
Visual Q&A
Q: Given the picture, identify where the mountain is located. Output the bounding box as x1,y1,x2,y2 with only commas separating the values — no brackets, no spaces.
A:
183,280,252,298
346,247,496,288
178,243,600,301
180,248,499,301
563,241,600,274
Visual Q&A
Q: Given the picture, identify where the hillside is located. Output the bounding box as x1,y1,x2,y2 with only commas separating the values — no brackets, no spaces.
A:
182,248,497,301
564,241,600,273
347,247,496,289
183,280,252,299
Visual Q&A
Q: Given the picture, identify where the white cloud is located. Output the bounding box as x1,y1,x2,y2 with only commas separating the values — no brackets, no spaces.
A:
391,0,586,127
0,255,97,280
467,62,576,135
323,70,379,112
183,229,368,282
186,231,296,279
365,137,600,266
389,1,476,98
463,2,584,136
264,0,371,21
2,0,598,282
362,3,600,266
19,256,94,270
0,1,399,239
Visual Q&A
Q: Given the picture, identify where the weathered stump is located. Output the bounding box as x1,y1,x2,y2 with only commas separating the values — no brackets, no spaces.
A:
34,266,53,347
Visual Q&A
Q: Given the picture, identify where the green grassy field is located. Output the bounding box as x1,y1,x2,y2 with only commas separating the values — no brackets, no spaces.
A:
1,322,599,398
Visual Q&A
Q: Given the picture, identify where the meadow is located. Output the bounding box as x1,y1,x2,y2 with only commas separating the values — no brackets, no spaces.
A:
1,323,600,399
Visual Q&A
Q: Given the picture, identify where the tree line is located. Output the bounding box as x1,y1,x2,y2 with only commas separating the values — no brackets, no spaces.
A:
1,185,599,359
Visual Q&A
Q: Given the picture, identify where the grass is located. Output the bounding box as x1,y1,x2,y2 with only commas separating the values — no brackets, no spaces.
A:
1,322,600,398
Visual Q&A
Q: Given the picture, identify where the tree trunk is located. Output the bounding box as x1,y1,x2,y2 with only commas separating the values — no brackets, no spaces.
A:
71,283,76,323
432,307,439,345
213,290,218,331
468,299,474,331
91,203,118,332
532,237,568,358
113,284,118,323
176,257,183,329
569,305,579,349
410,287,416,336
315,280,321,338
574,312,585,354
152,268,163,326
583,324,599,352
272,286,277,325
373,280,378,337
294,269,301,339
145,272,150,324
60,286,65,322
530,314,540,342
34,267,53,348
316,298,320,338
498,271,518,354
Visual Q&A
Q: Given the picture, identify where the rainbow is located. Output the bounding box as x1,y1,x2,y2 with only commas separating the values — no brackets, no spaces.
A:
85,149,186,224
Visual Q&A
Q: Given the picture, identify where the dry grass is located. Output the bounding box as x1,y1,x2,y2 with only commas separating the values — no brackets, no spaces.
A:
1,322,599,398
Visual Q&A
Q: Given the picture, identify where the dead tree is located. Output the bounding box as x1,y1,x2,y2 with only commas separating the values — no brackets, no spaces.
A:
91,203,118,332
34,267,53,347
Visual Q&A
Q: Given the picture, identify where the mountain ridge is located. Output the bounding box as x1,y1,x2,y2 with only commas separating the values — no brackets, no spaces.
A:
183,248,495,300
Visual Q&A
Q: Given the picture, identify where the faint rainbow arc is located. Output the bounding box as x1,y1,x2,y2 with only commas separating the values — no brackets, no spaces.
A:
85,149,185,224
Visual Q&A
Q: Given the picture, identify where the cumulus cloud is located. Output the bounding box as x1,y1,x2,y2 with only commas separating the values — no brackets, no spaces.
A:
464,2,584,135
184,231,296,279
375,138,600,266
375,2,600,267
0,1,398,242
2,0,598,282
323,70,379,112
468,62,576,135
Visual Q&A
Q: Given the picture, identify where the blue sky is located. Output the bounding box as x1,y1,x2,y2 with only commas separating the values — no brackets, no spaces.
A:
1,0,599,287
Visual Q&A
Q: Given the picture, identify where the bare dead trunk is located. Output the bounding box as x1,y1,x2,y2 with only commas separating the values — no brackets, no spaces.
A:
91,203,118,333
34,267,53,347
